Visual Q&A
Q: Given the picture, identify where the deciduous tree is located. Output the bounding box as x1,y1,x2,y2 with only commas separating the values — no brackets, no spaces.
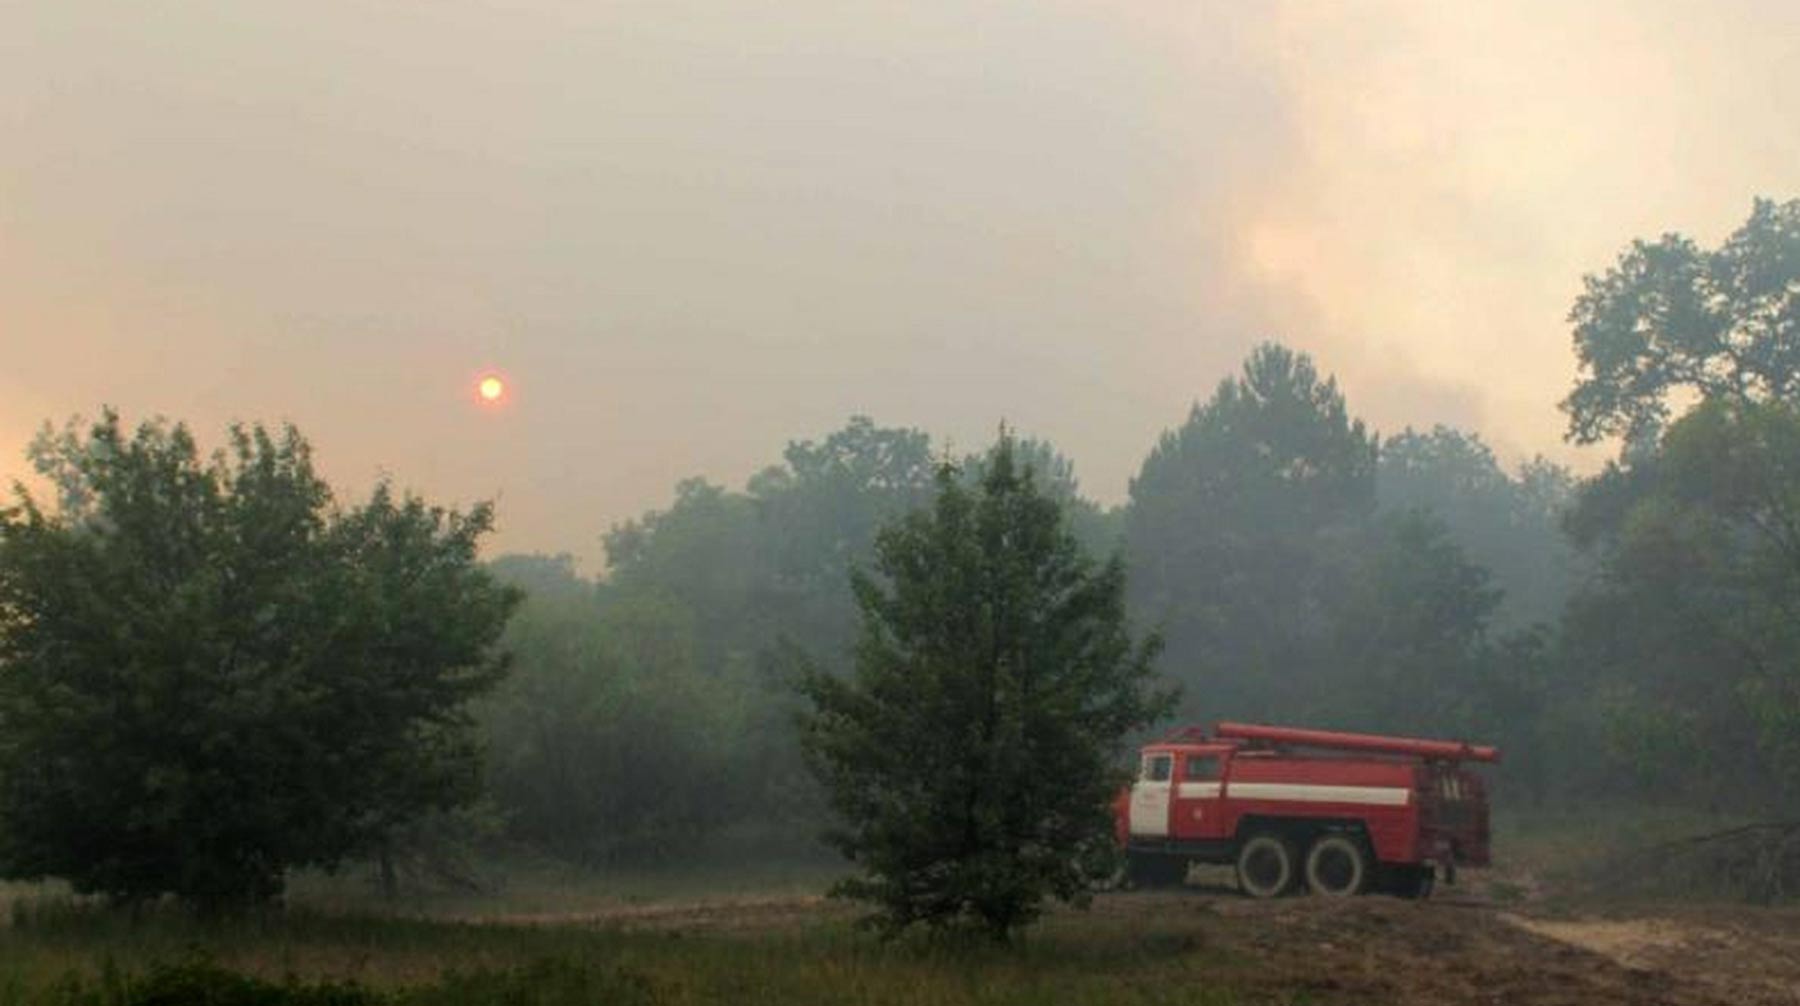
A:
1564,398,1800,804
1379,426,1576,628
0,411,518,909
1563,197,1800,447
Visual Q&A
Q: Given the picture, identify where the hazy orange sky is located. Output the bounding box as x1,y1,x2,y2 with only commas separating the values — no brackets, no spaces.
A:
4,1,1796,567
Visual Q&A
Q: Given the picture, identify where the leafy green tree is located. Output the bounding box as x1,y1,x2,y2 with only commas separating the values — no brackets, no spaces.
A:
482,554,741,864
1124,344,1538,773
799,436,1172,940
603,418,940,676
1378,426,1577,628
1562,197,1800,447
746,416,939,664
594,418,942,850
569,417,1121,864
1564,397,1800,804
0,411,517,909
1553,198,1800,803
1326,510,1501,727
602,477,762,673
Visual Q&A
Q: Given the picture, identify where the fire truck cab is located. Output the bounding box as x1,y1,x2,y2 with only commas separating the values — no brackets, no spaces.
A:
1115,722,1498,898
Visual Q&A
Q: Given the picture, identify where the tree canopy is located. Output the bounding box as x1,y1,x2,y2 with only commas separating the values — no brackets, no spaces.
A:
481,553,743,865
1129,342,1377,546
1378,426,1576,628
0,412,518,908
1121,344,1552,787
1125,342,1378,719
1563,397,1800,803
1563,197,1800,447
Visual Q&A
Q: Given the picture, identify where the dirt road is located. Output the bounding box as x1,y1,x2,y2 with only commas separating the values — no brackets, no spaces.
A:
1503,907,1800,1006
483,888,1800,1005
1172,892,1800,1005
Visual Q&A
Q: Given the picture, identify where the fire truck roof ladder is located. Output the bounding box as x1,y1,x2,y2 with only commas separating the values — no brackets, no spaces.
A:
1213,721,1501,763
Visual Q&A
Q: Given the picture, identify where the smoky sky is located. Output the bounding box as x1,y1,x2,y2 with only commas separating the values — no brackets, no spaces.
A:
4,1,1796,566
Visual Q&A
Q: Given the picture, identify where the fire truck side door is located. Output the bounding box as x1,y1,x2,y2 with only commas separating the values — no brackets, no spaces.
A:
1171,750,1229,839
1129,752,1174,838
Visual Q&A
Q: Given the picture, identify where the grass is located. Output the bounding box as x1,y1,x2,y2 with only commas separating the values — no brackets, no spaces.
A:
1490,802,1762,909
0,880,1262,1006
6,806,1748,1005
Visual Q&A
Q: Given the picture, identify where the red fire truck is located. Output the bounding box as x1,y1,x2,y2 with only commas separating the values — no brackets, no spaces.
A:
1113,722,1499,898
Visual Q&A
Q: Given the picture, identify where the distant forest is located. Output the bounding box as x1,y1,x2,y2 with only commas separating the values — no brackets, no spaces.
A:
5,201,1796,898
480,199,1800,868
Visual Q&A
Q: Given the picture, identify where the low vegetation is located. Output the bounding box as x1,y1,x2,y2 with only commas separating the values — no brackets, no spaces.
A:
0,889,1257,1006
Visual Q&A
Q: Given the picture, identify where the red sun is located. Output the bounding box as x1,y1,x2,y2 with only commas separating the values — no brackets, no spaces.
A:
476,375,506,404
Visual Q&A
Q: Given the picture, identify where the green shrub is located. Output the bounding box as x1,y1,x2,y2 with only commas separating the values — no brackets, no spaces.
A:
52,959,376,1006
36,958,662,1006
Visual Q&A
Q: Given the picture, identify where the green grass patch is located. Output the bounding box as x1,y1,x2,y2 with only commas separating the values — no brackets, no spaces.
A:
0,895,1255,1006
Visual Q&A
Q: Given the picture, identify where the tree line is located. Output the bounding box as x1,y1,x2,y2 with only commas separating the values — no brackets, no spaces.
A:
1,197,1795,910
485,196,1800,857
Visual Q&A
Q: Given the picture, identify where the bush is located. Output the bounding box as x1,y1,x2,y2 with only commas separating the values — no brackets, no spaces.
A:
52,960,375,1006
40,958,668,1006
0,413,519,909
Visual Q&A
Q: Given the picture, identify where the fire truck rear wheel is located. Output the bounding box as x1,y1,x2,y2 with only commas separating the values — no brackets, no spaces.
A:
1236,834,1298,898
1304,834,1370,897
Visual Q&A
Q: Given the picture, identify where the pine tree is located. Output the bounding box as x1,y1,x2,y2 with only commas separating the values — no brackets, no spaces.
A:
799,434,1173,940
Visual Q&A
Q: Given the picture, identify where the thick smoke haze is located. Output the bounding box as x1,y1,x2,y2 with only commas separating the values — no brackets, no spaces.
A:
4,1,1795,566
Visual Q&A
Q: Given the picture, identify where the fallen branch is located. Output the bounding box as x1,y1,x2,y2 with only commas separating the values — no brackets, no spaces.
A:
1631,821,1800,856
1583,821,1800,904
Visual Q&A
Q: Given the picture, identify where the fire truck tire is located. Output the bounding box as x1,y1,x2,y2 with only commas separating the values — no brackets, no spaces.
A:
1236,834,1298,898
1126,853,1187,889
1303,835,1370,897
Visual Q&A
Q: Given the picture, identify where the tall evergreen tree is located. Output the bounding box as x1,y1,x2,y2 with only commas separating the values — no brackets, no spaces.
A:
1123,344,1534,762
799,434,1172,940
1125,342,1379,719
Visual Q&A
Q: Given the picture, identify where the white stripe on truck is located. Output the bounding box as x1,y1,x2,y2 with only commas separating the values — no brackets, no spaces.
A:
1228,782,1410,806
